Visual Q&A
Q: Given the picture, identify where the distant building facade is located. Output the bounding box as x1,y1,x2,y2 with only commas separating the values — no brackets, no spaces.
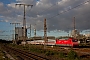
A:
15,27,27,40
85,34,90,37
70,29,80,38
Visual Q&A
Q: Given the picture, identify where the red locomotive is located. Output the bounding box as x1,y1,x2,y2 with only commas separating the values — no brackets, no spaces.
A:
56,37,79,47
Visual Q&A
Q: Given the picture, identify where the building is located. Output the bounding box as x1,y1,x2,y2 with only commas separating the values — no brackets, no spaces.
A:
15,27,27,40
70,29,80,38
85,34,90,38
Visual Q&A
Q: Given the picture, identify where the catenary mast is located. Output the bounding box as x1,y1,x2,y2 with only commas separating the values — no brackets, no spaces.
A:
15,4,33,42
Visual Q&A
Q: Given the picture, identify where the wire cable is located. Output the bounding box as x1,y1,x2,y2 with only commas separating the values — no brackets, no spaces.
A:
48,0,90,20
30,0,59,16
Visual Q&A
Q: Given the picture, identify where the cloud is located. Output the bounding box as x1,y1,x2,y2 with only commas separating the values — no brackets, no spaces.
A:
0,0,90,32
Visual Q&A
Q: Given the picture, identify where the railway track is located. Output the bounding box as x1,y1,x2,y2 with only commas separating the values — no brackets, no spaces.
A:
2,45,49,60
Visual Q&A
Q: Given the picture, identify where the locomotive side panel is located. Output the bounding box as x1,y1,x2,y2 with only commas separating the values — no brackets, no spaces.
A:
56,38,79,47
56,40,72,46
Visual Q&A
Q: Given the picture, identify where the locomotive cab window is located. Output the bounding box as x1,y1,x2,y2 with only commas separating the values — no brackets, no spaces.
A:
72,39,78,42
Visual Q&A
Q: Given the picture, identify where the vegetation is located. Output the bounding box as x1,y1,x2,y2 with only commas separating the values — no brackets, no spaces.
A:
67,50,80,60
45,50,55,56
7,44,90,60
0,47,11,60
1,39,90,60
59,51,66,58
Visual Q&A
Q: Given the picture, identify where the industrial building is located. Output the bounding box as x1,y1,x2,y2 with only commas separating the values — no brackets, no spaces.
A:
15,27,27,41
70,29,80,38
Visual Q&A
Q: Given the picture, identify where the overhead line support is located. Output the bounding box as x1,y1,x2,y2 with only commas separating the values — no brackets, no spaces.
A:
15,4,33,42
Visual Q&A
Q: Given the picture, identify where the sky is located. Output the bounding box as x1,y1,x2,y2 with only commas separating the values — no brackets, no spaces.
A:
0,0,90,40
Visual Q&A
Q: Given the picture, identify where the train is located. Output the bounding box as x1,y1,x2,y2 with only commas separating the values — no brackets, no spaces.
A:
56,37,79,47
27,39,56,45
26,37,79,47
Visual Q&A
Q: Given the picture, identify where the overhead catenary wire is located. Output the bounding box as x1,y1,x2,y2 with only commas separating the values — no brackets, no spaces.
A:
23,1,55,24
27,0,90,21
8,0,90,22
26,0,59,17
47,0,90,20
5,0,90,19
37,2,58,15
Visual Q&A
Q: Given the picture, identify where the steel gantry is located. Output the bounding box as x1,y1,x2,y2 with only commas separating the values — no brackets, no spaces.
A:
15,4,33,43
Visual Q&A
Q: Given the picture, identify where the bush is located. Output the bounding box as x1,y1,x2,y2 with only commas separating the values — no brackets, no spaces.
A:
59,52,66,58
45,51,54,56
67,50,80,60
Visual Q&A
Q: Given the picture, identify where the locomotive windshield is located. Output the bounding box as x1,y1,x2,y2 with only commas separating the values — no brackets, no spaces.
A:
72,39,78,42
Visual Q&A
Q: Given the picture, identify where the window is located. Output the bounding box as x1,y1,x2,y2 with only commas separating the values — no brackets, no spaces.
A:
72,39,78,42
